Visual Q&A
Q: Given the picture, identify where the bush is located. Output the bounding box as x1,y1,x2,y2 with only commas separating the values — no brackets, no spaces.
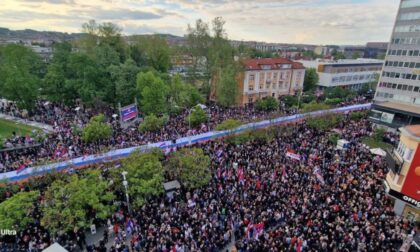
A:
283,95,298,108
325,87,356,99
226,130,253,145
302,102,330,113
216,119,242,131
166,148,211,189
255,97,279,111
306,114,342,130
374,128,386,142
139,114,168,132
350,111,367,120
81,114,112,143
301,94,316,104
325,98,342,105
186,106,207,127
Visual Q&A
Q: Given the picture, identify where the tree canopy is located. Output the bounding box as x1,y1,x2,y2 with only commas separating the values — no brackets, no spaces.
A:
41,170,115,233
303,68,319,92
166,148,211,189
0,191,39,230
0,44,45,110
82,114,112,143
121,150,165,207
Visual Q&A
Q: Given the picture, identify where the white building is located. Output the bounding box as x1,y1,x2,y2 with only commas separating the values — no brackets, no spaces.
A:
298,58,384,90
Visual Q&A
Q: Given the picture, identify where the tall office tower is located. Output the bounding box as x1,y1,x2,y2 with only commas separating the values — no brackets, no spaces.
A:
371,0,420,130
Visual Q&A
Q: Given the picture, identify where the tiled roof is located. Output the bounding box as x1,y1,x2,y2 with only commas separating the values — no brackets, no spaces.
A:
242,58,305,70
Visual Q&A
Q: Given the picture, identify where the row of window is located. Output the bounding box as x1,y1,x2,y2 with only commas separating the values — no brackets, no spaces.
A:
401,0,420,8
325,66,382,74
249,82,290,91
388,49,420,57
378,82,420,92
385,60,420,69
249,73,292,84
395,24,420,33
391,37,420,45
399,11,420,21
382,71,420,80
331,74,375,83
375,91,420,104
396,141,414,162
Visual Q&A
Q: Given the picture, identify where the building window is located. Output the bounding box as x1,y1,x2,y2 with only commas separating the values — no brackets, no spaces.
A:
249,74,255,81
401,0,420,8
249,85,254,91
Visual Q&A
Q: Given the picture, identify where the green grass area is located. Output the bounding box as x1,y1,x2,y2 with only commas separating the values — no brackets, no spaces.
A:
361,136,393,150
0,118,35,139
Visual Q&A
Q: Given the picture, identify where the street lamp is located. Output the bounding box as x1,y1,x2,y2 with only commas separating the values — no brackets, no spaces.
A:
121,171,131,215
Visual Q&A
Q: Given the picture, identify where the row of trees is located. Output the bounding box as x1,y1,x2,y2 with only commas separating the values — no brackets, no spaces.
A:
0,18,245,111
0,147,211,232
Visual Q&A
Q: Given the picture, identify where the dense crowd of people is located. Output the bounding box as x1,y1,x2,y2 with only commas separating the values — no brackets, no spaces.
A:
1,112,417,252
0,96,368,173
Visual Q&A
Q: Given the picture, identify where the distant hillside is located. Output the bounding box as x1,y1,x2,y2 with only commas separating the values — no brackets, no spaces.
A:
0,27,84,42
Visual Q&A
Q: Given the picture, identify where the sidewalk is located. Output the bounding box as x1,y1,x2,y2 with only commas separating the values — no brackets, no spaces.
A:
0,113,54,132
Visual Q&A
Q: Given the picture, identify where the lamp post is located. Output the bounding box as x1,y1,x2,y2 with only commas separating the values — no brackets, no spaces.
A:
121,171,131,215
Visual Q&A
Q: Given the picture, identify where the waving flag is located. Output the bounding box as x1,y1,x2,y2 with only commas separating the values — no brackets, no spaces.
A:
286,149,301,161
121,104,138,122
126,218,135,234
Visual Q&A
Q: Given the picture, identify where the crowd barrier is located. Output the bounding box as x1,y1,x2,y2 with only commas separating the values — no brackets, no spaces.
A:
0,103,371,182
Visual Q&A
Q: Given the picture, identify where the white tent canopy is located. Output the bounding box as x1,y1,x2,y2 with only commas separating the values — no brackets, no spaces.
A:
43,243,68,252
370,148,387,157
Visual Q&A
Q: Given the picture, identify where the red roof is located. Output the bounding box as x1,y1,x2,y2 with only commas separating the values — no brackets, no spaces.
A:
242,58,305,70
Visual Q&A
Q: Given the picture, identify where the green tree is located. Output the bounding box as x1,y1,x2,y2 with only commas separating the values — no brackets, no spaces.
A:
139,114,168,132
109,58,140,106
325,86,355,99
43,42,77,105
217,64,239,107
166,148,211,189
255,97,279,111
81,20,127,62
303,68,319,92
140,75,168,115
169,74,204,108
136,71,169,115
130,35,171,72
0,191,39,230
187,106,207,127
82,114,112,143
41,170,115,233
306,114,342,130
215,119,242,131
0,44,45,110
302,102,330,113
121,150,164,207
283,95,298,108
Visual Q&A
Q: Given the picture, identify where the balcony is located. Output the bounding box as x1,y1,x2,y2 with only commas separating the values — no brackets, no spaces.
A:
385,148,404,174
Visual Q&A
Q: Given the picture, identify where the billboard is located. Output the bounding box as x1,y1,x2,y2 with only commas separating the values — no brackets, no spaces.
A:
120,104,138,122
401,144,420,202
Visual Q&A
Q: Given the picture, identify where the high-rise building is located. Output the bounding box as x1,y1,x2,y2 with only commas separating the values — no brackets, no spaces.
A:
371,0,420,129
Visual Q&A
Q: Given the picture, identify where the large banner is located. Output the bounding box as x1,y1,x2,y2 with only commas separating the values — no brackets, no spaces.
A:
0,103,371,182
120,104,138,122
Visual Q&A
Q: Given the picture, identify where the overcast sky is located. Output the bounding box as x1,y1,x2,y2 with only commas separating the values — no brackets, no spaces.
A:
0,0,400,45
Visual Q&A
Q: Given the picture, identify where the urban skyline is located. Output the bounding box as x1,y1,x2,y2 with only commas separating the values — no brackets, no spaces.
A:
0,0,400,45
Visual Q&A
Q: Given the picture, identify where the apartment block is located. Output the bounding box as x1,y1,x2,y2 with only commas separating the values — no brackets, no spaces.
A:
237,58,305,105
372,0,420,129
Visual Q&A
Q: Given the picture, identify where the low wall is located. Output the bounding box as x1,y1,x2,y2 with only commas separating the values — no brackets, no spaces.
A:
0,103,371,182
